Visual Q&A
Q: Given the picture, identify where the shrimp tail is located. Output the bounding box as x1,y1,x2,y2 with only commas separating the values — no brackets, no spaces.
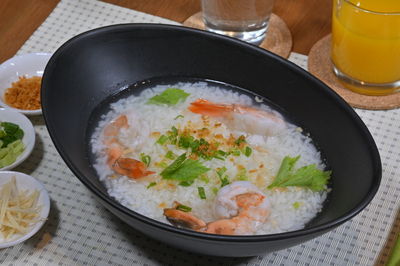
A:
188,98,232,117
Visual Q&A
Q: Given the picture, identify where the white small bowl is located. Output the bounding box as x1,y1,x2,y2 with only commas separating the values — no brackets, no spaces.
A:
0,52,52,116
0,108,35,171
0,171,50,249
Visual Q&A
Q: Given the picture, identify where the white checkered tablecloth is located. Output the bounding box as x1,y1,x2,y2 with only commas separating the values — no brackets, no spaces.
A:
1,0,399,265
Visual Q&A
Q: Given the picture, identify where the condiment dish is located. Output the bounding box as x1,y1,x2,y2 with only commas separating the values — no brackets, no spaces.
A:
0,52,52,116
0,171,50,249
0,108,36,171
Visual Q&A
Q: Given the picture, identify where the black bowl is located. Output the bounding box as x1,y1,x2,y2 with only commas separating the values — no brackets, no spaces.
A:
41,24,381,257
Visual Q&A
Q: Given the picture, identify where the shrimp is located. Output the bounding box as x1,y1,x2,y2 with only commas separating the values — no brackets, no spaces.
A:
188,99,286,136
163,181,270,235
102,114,154,179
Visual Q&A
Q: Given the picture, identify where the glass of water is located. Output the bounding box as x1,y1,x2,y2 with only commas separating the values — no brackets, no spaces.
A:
201,0,275,45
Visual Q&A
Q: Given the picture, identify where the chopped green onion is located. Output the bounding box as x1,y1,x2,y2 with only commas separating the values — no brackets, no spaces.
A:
234,135,246,146
165,151,176,160
216,167,227,177
293,202,301,209
198,187,206,199
231,149,241,156
176,204,192,212
220,177,230,187
147,182,157,189
158,161,168,168
236,168,247,181
156,135,168,145
199,175,209,184
212,187,219,195
174,115,184,120
244,146,252,157
140,153,151,166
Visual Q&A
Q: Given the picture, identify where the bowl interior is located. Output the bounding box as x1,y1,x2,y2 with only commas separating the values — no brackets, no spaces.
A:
41,24,381,239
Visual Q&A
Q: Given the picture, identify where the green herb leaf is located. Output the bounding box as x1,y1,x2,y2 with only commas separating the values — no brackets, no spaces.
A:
160,153,210,182
147,182,157,189
147,88,190,106
176,204,192,212
268,156,331,191
198,187,206,199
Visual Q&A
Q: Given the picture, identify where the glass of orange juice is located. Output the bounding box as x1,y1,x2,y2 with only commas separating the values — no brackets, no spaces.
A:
331,0,400,95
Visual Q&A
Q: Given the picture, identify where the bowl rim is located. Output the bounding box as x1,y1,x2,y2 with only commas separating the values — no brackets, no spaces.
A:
0,108,36,171
0,171,50,249
42,23,382,242
0,52,53,116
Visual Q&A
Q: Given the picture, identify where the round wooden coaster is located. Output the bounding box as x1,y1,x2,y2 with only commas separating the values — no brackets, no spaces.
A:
308,34,400,110
183,12,292,58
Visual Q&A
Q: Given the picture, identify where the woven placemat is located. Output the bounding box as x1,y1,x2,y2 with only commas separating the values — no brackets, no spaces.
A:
308,34,400,110
183,12,292,58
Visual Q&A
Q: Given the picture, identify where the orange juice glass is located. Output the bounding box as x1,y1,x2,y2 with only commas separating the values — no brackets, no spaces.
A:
331,0,400,95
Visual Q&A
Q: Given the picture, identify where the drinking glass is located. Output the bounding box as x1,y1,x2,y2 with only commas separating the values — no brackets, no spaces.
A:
201,0,275,45
331,0,400,95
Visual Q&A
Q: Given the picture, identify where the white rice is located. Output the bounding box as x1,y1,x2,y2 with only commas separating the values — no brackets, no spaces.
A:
91,82,328,235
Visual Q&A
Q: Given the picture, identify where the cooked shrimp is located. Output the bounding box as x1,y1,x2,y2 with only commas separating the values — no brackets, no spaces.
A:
102,114,154,179
188,99,286,136
163,181,270,235
163,208,207,230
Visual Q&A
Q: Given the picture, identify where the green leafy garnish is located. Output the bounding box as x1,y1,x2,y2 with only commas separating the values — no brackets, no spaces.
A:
268,156,331,191
140,153,151,167
160,153,210,182
176,204,192,212
147,88,190,106
0,122,24,148
147,182,157,189
198,187,206,199
0,122,25,168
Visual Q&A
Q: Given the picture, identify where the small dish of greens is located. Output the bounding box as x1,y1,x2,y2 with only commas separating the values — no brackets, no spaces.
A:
0,108,35,170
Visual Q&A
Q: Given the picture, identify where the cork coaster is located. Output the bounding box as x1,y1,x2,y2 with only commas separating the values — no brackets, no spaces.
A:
308,34,400,110
183,12,292,58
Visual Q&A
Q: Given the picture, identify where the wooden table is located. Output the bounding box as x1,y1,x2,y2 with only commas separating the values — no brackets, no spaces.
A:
0,0,332,62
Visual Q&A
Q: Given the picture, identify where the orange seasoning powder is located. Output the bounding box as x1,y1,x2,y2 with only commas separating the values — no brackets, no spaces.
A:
4,76,41,110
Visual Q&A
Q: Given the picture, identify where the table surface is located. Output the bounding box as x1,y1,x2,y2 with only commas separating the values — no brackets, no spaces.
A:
0,0,331,63
0,1,398,265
